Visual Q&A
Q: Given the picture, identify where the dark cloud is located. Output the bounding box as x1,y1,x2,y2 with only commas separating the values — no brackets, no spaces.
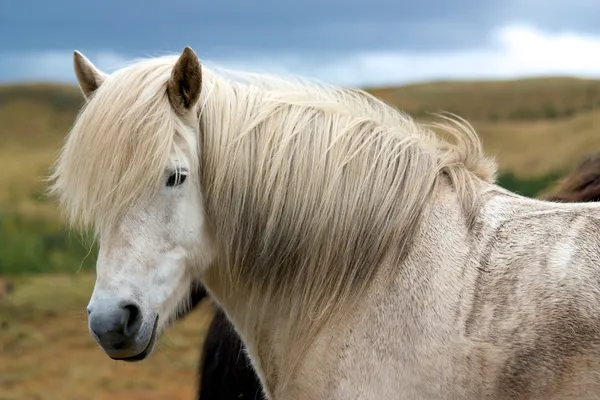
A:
0,0,521,57
507,0,600,34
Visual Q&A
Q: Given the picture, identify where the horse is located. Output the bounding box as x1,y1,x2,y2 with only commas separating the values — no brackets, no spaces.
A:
49,46,600,399
542,152,600,203
188,150,600,400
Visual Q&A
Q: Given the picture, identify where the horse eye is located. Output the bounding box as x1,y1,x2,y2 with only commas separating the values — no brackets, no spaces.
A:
166,172,187,187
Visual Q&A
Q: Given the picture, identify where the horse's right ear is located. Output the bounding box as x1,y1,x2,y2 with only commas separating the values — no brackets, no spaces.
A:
167,46,202,115
73,50,107,100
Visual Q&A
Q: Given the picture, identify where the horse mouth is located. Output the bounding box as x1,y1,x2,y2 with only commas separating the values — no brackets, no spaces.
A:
111,316,159,362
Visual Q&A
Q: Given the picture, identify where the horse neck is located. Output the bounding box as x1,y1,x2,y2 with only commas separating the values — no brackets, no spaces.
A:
196,83,471,390
201,174,475,394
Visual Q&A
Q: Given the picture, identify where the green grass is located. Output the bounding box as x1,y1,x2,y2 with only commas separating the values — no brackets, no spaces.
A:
496,170,566,198
0,213,96,274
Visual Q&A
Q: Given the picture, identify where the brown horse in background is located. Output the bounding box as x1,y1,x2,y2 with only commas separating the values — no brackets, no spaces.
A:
542,152,600,203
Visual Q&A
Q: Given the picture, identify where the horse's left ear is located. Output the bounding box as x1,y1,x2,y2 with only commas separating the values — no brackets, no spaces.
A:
167,46,203,115
73,50,107,100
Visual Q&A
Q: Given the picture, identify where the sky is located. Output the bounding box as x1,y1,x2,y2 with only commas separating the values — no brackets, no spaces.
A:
2,0,600,87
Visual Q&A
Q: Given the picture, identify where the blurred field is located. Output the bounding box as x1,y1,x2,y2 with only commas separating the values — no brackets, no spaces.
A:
0,274,214,400
367,76,600,122
1,76,600,399
367,77,600,177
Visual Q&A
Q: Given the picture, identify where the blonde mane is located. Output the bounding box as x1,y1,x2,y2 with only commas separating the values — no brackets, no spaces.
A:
49,54,497,387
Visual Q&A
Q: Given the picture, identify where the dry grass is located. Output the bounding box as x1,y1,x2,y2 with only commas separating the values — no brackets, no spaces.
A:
452,110,600,177
0,84,81,219
367,76,600,121
0,273,214,400
0,147,59,219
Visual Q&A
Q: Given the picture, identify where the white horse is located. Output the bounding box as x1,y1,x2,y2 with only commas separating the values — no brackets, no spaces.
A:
49,47,600,399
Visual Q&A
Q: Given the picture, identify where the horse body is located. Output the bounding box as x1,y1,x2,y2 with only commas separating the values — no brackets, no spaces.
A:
233,185,600,400
49,47,600,399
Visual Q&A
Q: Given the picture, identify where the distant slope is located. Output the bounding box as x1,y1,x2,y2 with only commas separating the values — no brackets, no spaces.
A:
1,77,600,217
367,77,600,122
474,110,600,177
0,83,82,148
3,77,600,131
0,82,82,112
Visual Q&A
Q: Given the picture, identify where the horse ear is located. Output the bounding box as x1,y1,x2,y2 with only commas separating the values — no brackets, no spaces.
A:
167,46,202,115
73,51,107,100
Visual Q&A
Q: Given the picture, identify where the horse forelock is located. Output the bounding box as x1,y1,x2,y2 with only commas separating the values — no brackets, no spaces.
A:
48,56,198,236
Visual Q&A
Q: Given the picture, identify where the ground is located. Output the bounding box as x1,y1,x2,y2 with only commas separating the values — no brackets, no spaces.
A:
0,274,214,400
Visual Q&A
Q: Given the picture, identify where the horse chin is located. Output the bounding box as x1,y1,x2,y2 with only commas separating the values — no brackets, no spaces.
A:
110,316,159,363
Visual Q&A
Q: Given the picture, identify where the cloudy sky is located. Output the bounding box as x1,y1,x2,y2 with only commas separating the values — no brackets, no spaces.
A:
2,0,600,87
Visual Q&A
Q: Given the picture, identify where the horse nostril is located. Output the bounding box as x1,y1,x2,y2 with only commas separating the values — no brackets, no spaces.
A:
88,302,144,345
122,303,142,337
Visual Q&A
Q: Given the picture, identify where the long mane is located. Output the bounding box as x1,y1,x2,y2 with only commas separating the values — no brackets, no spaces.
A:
48,54,497,387
197,65,497,384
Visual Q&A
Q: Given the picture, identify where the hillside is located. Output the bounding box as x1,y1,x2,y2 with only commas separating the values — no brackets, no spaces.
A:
2,77,600,219
0,83,82,148
367,76,600,121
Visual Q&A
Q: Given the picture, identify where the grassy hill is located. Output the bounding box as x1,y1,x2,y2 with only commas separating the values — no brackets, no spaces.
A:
367,76,600,121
